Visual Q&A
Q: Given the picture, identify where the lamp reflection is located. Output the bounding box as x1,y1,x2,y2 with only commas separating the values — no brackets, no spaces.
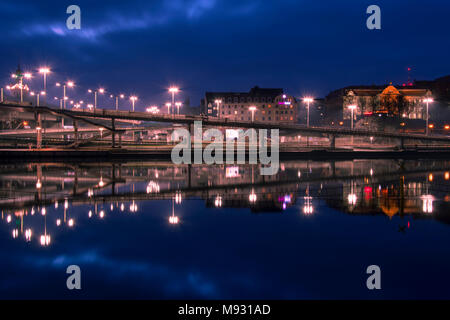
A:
214,195,222,208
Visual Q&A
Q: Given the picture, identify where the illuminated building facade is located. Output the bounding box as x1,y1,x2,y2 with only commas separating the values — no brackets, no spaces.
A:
203,86,299,124
342,84,432,120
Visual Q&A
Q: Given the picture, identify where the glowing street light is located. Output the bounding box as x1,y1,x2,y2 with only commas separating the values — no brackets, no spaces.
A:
169,87,179,115
303,98,314,127
38,67,50,101
423,97,433,135
130,96,138,112
56,81,75,110
249,106,257,122
175,102,182,115
348,105,357,130
88,88,104,112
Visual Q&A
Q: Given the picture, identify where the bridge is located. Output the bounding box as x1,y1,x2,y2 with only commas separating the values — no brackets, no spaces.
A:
1,102,450,151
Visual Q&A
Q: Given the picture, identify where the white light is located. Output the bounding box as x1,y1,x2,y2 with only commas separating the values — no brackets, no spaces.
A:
40,234,51,246
68,219,74,227
25,229,32,241
348,193,357,206
421,195,434,213
169,216,179,224
214,196,222,208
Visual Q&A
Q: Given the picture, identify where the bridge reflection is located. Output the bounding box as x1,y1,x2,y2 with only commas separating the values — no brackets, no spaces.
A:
1,159,449,245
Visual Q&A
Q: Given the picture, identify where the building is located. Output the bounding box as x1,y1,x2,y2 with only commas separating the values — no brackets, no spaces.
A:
202,86,299,124
341,84,432,120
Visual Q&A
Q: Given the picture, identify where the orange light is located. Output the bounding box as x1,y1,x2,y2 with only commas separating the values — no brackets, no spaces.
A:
23,121,28,126
445,172,449,181
339,121,343,126
428,124,434,129
428,173,433,182
445,125,450,130
400,122,405,127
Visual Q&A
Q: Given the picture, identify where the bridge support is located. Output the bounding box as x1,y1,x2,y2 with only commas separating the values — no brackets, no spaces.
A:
111,118,116,148
400,137,405,150
35,113,42,149
74,120,79,146
330,135,336,149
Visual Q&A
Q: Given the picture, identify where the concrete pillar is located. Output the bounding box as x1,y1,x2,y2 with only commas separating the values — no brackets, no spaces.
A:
74,120,79,145
36,113,42,149
330,135,336,149
111,118,116,148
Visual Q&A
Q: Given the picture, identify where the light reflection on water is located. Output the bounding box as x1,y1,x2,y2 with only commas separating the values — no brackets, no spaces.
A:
1,159,450,299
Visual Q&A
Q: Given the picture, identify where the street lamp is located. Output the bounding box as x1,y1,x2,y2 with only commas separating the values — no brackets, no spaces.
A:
88,88,104,112
214,99,222,118
56,81,74,109
109,93,125,111
38,67,50,102
166,103,171,115
130,96,138,112
175,102,182,115
169,87,179,115
348,105,357,129
249,106,257,122
423,98,433,135
303,97,314,127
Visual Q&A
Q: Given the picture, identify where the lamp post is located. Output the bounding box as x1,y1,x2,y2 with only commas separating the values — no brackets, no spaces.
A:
175,102,182,115
348,105,357,146
56,81,74,109
303,98,314,127
215,99,222,118
169,87,179,115
88,88,104,112
31,91,45,106
130,96,138,112
249,106,257,122
348,105,357,130
423,98,433,135
166,103,171,115
39,67,50,103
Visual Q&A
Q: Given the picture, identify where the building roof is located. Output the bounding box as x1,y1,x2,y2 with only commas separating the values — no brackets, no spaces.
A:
205,86,283,100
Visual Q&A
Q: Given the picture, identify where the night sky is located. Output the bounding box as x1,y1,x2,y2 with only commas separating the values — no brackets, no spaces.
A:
1,0,449,109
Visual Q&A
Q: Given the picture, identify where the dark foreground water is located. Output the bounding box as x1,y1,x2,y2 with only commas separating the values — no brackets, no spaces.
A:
0,159,449,299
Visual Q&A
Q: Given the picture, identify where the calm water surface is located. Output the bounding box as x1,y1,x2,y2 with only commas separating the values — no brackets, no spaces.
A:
1,159,449,299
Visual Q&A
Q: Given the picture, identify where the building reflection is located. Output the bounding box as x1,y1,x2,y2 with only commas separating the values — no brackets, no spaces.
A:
0,159,449,245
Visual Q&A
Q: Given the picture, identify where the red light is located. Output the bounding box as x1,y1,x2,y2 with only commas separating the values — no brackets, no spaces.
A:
407,67,411,71
402,83,406,87
407,221,410,228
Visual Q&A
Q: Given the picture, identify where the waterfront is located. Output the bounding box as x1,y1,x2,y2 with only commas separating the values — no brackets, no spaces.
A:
1,159,450,299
